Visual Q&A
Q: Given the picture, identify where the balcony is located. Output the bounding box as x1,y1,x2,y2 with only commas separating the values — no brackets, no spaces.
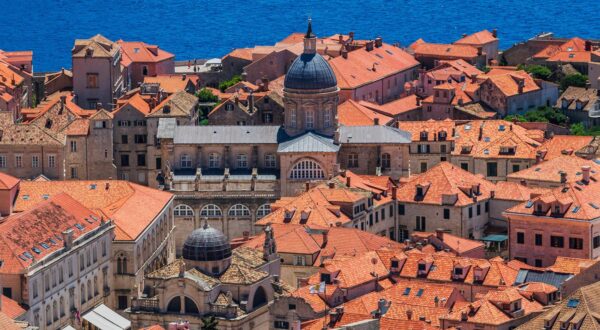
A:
131,297,159,313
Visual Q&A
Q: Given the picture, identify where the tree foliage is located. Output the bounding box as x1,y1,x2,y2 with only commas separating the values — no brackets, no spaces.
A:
504,106,568,125
218,75,242,92
196,88,219,103
560,73,588,91
201,316,219,330
519,65,552,80
570,123,600,136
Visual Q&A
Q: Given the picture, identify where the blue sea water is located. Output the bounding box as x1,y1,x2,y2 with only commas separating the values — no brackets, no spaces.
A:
2,0,600,72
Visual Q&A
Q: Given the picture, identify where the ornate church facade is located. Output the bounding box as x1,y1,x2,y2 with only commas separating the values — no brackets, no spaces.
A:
156,22,412,242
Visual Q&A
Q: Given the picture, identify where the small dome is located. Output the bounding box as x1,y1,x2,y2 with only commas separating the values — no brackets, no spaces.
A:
284,53,337,90
182,224,232,261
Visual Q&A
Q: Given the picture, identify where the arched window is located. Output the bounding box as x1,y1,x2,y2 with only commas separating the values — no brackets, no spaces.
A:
94,276,98,296
87,279,92,300
289,159,325,180
229,204,251,217
59,296,65,317
46,305,51,326
208,153,220,168
290,108,297,128
257,204,271,219
184,297,199,314
305,109,314,129
167,297,181,313
117,254,127,275
174,204,194,217
180,154,192,168
324,108,332,128
53,300,58,321
252,286,268,309
381,153,391,169
200,204,222,217
81,284,86,304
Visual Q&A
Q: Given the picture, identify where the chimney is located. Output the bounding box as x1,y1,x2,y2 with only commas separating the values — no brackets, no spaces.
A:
96,102,103,110
261,77,269,91
341,48,348,59
436,228,444,240
392,186,397,200
241,72,247,82
518,80,524,94
406,310,413,320
560,171,567,184
243,231,250,241
585,40,592,52
535,151,543,164
375,37,383,48
105,182,110,190
477,47,483,56
492,29,498,38
60,95,67,110
478,125,483,141
62,229,74,250
582,165,591,183
416,98,421,106
471,74,478,83
248,92,254,112
349,31,355,40
322,231,328,248
338,35,344,44
305,182,310,192
490,190,495,198
373,118,379,126
328,181,335,189
182,73,187,81
346,176,351,187
366,41,374,51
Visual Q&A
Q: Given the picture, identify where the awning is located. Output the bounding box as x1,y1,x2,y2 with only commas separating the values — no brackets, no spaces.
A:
62,326,77,330
480,234,508,242
82,304,131,329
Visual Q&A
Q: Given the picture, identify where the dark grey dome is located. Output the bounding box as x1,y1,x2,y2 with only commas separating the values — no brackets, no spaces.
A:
182,225,232,261
284,53,337,90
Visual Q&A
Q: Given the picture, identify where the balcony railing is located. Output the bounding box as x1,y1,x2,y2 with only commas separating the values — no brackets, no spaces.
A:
131,297,160,313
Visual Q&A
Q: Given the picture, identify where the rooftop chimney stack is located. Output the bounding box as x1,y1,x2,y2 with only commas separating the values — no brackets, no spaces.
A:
62,229,74,250
346,176,351,187
373,118,379,126
518,80,524,94
261,77,269,91
341,48,348,59
305,182,310,192
436,228,444,240
492,29,498,38
392,186,397,200
375,37,383,48
560,171,567,184
582,165,591,183
585,40,592,51
366,40,374,51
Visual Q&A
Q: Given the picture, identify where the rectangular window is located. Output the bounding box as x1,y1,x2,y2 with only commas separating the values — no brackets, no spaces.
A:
487,162,498,177
369,214,373,226
48,155,56,168
535,259,543,267
70,167,78,179
70,140,77,152
237,154,248,168
535,234,543,246
460,163,468,171
86,73,99,88
134,134,147,144
120,154,130,167
485,201,489,213
477,204,481,216
443,208,450,219
398,204,405,215
32,155,39,168
0,155,6,168
420,162,427,173
468,207,473,218
305,110,314,129
348,154,359,168
416,216,426,231
550,236,564,248
440,145,447,153
290,109,296,128
517,232,525,244
155,157,162,169
15,155,22,168
265,154,276,168
594,235,600,249
569,237,583,250
118,296,128,310
512,164,520,173
274,321,290,329
381,209,385,220
137,154,146,167
121,135,128,144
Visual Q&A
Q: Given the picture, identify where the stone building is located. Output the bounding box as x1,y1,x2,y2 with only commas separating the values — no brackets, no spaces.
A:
555,86,600,127
128,224,284,330
397,119,456,173
72,34,125,109
0,50,33,121
0,92,116,181
13,179,175,312
207,89,285,126
0,177,114,330
157,22,411,241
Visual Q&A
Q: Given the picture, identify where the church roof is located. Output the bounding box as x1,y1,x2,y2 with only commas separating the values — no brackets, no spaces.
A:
170,124,286,144
338,125,411,144
278,131,339,153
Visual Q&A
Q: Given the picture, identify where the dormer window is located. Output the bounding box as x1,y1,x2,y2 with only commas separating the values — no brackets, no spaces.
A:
320,273,331,284
553,204,561,215
500,146,516,155
575,101,583,110
225,103,234,111
453,267,463,275
391,260,399,268
416,187,423,197
562,99,570,109
418,263,426,271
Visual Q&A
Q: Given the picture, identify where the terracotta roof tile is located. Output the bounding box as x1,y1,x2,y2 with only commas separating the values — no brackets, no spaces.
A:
0,172,20,190
143,74,197,94
0,295,26,319
118,40,174,66
337,99,393,126
360,94,421,116
537,135,594,161
413,42,479,59
454,30,498,46
507,155,600,184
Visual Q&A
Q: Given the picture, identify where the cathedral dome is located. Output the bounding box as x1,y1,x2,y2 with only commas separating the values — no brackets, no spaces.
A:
182,223,232,261
284,52,337,91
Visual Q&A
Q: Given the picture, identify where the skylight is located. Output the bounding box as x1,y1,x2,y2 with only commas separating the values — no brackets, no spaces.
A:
589,203,600,210
525,200,534,208
24,252,33,259
499,125,505,131
32,247,41,254
22,195,29,200
40,242,50,249
416,289,424,297
75,223,85,230
403,287,411,296
572,206,580,213
484,137,490,142
567,298,580,308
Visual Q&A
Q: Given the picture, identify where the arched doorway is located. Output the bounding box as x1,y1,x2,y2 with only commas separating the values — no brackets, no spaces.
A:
252,286,268,309
184,297,199,314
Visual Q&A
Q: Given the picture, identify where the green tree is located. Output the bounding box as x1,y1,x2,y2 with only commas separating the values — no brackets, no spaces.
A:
505,106,568,126
201,316,219,330
218,75,242,92
560,73,588,91
522,65,552,80
196,88,218,103
504,114,526,122
570,123,587,135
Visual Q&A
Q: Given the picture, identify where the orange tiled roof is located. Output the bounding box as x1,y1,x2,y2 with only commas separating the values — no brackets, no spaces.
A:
0,193,104,274
537,135,594,161
0,62,24,89
413,42,479,59
454,30,498,46
118,40,174,66
329,43,419,89
547,256,598,274
397,119,456,142
359,94,421,116
139,326,166,330
533,37,592,63
337,99,393,126
114,92,151,115
143,74,197,94
0,172,20,190
483,70,540,97
222,48,253,61
507,155,600,184
396,162,495,206
0,295,26,319
505,178,600,221
493,181,551,201
14,180,173,241
0,312,24,330
412,231,484,254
